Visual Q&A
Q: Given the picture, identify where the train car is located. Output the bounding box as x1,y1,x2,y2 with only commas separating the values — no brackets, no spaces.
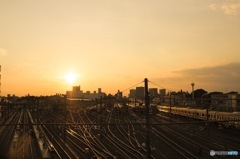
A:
158,106,171,113
214,112,240,128
158,105,240,128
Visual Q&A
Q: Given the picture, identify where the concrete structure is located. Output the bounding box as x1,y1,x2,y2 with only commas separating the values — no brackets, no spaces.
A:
160,95,175,106
211,93,237,107
116,90,123,100
129,89,136,98
72,86,80,92
136,87,145,99
66,86,103,100
172,92,186,106
149,88,158,98
159,89,166,96
159,89,166,103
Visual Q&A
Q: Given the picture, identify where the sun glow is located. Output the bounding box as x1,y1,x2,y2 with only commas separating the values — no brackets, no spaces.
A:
64,72,78,84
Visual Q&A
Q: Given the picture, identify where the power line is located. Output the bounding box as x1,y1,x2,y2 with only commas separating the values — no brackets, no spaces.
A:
120,81,144,93
148,80,171,92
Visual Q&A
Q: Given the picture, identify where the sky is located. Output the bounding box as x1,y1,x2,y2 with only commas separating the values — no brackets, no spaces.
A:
0,0,240,96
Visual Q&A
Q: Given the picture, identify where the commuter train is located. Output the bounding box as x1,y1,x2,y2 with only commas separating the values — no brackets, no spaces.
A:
158,106,240,128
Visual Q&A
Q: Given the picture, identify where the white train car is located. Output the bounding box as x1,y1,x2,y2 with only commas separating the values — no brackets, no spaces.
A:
158,106,240,128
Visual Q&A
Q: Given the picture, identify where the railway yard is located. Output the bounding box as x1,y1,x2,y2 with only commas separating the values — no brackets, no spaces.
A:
0,103,240,159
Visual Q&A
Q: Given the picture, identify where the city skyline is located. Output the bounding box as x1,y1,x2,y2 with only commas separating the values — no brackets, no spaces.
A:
1,0,240,96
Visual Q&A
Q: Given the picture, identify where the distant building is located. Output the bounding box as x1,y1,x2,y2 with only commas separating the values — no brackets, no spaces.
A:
98,88,102,98
6,94,18,103
159,89,166,103
211,93,237,107
72,86,80,92
173,91,186,106
129,89,136,98
160,89,166,96
136,87,145,99
159,95,175,106
149,88,158,98
66,86,103,100
116,90,123,100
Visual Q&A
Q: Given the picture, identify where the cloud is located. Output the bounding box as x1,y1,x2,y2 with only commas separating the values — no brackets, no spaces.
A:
0,48,7,56
209,1,240,15
175,63,240,91
209,3,218,11
222,1,240,15
152,63,240,92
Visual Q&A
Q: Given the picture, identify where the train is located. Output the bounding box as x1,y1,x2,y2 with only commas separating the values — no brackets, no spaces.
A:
158,106,240,128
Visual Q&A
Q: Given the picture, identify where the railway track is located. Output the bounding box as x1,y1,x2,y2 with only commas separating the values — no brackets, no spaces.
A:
0,111,18,157
7,103,237,159
152,113,239,158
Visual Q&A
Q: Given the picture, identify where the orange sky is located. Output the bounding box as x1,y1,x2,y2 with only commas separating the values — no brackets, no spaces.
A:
1,0,240,96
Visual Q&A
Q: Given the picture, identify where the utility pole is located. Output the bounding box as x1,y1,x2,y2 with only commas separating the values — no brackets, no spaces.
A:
144,78,151,159
0,65,1,101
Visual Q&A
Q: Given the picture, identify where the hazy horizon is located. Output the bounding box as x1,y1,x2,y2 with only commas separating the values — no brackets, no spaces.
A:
1,0,240,96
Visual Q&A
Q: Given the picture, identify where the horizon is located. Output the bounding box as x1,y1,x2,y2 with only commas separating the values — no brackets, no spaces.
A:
1,80,239,97
1,0,240,96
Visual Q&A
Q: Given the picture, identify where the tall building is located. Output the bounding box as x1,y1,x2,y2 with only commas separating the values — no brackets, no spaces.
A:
98,88,102,98
149,88,158,98
67,86,81,98
129,89,136,98
72,86,80,92
159,89,166,104
66,86,103,100
116,90,123,100
160,89,166,96
136,87,145,99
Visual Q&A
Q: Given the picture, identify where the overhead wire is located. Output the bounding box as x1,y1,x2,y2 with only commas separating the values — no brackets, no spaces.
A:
148,80,172,92
120,81,144,93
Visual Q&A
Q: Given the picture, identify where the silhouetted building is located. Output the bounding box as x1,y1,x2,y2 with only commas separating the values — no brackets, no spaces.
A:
98,88,102,98
173,91,186,106
66,86,103,100
116,90,123,100
159,89,166,103
211,93,237,107
149,88,158,98
136,87,144,99
160,89,166,96
72,86,80,92
129,89,136,98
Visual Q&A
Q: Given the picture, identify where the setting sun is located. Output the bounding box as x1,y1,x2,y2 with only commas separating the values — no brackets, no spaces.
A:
64,72,78,85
